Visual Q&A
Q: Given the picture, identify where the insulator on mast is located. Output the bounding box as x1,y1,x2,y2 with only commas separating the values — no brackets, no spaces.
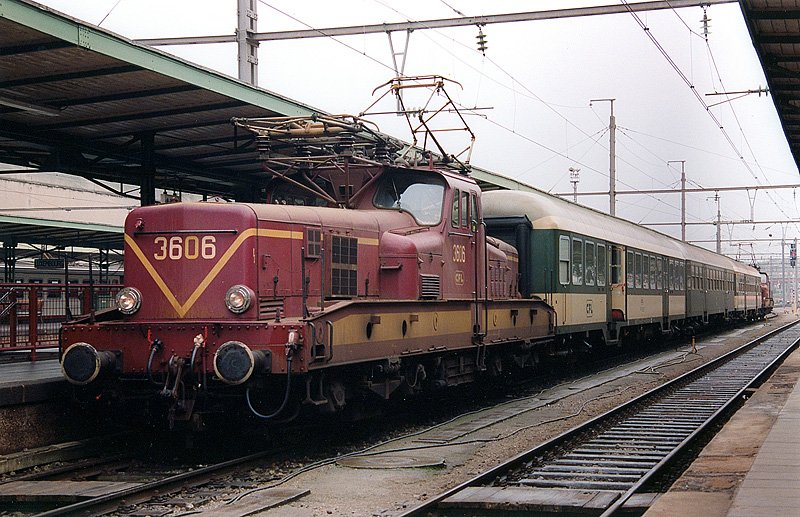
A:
256,134,271,160
476,27,488,56
700,7,711,41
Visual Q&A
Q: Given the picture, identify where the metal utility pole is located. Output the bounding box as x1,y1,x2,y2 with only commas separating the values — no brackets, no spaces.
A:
714,191,721,254
590,98,616,216
795,236,798,316
782,224,786,309
236,0,258,85
569,167,580,203
667,160,686,241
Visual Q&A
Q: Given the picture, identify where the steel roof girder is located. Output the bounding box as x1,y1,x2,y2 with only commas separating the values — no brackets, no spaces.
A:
1,0,318,117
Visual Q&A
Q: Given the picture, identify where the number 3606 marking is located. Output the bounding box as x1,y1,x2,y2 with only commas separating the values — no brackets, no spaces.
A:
452,244,466,263
153,236,217,261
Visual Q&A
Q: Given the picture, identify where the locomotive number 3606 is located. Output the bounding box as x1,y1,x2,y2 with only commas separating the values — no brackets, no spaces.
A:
153,236,217,261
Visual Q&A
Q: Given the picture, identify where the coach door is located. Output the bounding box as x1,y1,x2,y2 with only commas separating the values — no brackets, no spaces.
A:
609,245,625,321
661,257,669,331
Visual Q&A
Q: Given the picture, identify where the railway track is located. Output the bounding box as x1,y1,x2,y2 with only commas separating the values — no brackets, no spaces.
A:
0,444,299,517
400,319,800,516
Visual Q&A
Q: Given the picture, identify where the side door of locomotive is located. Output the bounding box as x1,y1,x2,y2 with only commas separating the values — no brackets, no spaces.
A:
448,189,479,331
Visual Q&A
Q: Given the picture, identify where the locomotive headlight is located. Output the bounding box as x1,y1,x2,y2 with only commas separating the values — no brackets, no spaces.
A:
115,287,142,315
225,285,253,314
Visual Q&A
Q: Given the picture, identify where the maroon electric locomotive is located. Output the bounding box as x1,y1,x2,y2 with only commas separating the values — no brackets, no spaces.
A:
60,94,556,425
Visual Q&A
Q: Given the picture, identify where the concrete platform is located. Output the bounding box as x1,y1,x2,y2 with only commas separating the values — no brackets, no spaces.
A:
645,339,800,516
0,358,66,406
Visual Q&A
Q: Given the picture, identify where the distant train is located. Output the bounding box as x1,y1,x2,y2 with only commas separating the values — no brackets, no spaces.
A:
1,266,123,321
58,114,772,427
2,266,122,286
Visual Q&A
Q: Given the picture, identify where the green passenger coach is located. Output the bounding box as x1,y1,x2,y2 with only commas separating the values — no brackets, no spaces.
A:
483,189,766,349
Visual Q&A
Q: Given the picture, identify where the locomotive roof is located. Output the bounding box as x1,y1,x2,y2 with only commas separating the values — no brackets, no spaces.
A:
482,189,760,277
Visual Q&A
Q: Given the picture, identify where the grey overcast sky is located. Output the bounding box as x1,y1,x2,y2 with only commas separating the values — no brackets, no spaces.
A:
35,0,800,262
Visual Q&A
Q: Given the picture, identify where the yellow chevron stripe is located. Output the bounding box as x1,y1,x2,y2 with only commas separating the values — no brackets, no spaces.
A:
125,234,183,316
127,227,376,317
126,228,258,317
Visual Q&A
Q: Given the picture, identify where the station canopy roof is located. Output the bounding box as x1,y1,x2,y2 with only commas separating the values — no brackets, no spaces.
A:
0,0,527,203
0,214,123,251
0,0,321,200
741,0,800,172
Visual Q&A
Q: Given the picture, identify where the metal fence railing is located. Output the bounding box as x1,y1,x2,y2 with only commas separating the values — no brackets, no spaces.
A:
0,283,121,362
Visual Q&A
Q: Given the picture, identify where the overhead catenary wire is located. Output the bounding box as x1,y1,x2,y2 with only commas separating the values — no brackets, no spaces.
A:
621,0,795,241
97,0,123,27
369,0,689,199
255,1,760,245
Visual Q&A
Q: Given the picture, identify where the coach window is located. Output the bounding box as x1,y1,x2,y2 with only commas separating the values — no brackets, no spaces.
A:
666,259,671,290
47,279,60,298
656,257,663,290
559,236,570,284
597,244,607,286
585,241,596,286
635,252,642,288
572,238,584,285
626,251,633,287
648,256,656,289
626,250,634,286
680,262,685,290
642,254,649,289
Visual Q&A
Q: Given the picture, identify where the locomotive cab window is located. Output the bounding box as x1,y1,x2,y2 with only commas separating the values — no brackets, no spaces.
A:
470,194,479,232
451,189,460,228
461,191,470,228
374,171,446,226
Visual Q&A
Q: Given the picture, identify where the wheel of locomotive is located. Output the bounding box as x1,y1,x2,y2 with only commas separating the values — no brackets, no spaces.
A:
325,379,347,413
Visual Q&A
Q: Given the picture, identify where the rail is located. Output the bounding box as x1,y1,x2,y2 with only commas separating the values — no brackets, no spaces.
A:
0,283,121,362
399,319,800,516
